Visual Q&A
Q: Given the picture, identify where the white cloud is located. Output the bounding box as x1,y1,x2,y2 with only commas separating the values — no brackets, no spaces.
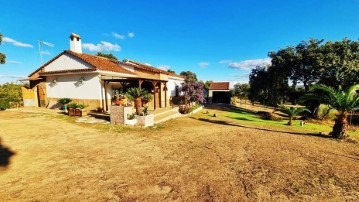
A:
2,37,33,48
7,60,23,64
82,41,121,52
144,63,152,66
42,41,54,47
158,65,171,71
41,50,51,55
112,32,125,39
128,32,135,38
0,74,26,79
228,58,271,70
198,62,209,68
219,60,232,64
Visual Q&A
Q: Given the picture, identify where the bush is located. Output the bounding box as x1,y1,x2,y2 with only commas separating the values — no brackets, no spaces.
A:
67,103,78,109
0,83,23,110
57,98,72,105
0,99,11,110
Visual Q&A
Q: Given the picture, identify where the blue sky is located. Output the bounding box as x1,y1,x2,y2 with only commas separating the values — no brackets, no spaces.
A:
0,0,358,85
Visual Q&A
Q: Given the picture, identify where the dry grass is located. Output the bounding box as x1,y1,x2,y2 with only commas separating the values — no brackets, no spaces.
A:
0,107,358,201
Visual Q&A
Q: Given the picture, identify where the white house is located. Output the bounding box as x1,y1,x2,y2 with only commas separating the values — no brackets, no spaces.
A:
23,33,184,111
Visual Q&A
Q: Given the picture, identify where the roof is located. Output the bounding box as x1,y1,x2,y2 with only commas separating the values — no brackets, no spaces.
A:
209,82,230,90
28,50,184,80
39,68,96,75
29,50,135,77
122,60,184,78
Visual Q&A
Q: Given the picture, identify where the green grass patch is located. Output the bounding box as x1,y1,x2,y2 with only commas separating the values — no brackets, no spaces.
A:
194,108,359,139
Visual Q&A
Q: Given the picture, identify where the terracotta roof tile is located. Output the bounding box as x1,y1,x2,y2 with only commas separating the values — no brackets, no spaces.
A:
67,51,135,75
28,50,136,77
39,68,96,75
123,60,184,78
209,82,230,90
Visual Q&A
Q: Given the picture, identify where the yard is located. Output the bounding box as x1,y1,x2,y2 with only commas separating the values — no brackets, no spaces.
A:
0,106,358,201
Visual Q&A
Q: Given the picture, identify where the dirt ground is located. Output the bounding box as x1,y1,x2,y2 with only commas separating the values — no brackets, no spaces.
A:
0,107,358,201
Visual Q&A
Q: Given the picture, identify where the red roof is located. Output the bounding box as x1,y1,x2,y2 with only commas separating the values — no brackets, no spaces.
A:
209,82,230,90
123,60,184,78
28,51,184,79
29,50,135,77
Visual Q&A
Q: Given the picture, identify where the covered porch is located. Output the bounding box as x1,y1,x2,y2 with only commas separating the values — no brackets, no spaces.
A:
101,76,169,112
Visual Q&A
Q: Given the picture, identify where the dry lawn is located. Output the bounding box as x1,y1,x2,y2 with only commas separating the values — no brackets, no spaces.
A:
0,107,358,201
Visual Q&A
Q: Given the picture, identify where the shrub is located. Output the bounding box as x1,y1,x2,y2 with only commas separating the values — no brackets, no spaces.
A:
77,103,89,109
0,99,11,110
57,98,72,105
67,103,78,109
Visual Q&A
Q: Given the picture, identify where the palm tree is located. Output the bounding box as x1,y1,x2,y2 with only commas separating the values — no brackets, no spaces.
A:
278,106,309,126
125,87,149,115
304,84,359,139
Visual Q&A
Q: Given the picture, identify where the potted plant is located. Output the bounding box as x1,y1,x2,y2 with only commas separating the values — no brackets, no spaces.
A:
125,87,149,115
125,113,137,125
141,93,152,107
112,89,128,106
57,98,72,111
67,102,78,116
77,103,89,117
137,106,154,127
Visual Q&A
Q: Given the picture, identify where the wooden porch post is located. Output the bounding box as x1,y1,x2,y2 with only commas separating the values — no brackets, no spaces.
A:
104,81,109,112
138,79,143,90
151,81,158,110
164,82,167,108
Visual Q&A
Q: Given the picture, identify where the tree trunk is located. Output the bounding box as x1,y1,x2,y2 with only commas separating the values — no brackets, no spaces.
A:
330,112,348,139
288,117,293,126
134,98,142,115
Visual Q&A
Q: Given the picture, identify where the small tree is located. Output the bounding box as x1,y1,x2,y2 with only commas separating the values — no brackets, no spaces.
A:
180,71,198,83
96,52,118,61
0,33,6,64
304,84,359,139
278,105,309,126
126,87,149,115
179,82,205,106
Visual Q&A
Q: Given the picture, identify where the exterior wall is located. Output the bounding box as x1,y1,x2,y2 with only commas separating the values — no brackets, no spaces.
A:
44,53,93,72
167,78,183,96
22,87,36,107
46,73,102,109
209,89,229,97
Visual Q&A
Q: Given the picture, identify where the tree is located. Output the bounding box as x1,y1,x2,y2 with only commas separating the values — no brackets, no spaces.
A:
179,81,205,106
125,87,149,115
167,69,175,74
278,106,309,126
180,71,198,83
0,33,6,64
320,39,359,89
304,84,359,139
233,83,250,101
96,52,118,61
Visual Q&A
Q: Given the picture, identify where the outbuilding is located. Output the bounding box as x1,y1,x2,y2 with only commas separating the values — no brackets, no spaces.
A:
208,82,231,104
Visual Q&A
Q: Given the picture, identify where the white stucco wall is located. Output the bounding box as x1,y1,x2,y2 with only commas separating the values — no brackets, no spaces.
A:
46,73,102,99
167,77,184,97
44,53,93,72
209,89,229,97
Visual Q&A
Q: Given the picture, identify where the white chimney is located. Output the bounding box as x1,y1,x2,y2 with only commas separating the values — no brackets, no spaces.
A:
69,33,82,53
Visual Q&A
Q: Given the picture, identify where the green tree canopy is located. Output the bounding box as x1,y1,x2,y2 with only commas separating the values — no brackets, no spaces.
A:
167,69,175,73
0,33,6,64
233,83,250,99
180,71,198,83
96,52,118,61
248,38,359,109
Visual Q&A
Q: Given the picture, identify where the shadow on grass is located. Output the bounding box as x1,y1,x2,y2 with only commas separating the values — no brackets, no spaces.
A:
190,117,333,139
0,138,16,168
